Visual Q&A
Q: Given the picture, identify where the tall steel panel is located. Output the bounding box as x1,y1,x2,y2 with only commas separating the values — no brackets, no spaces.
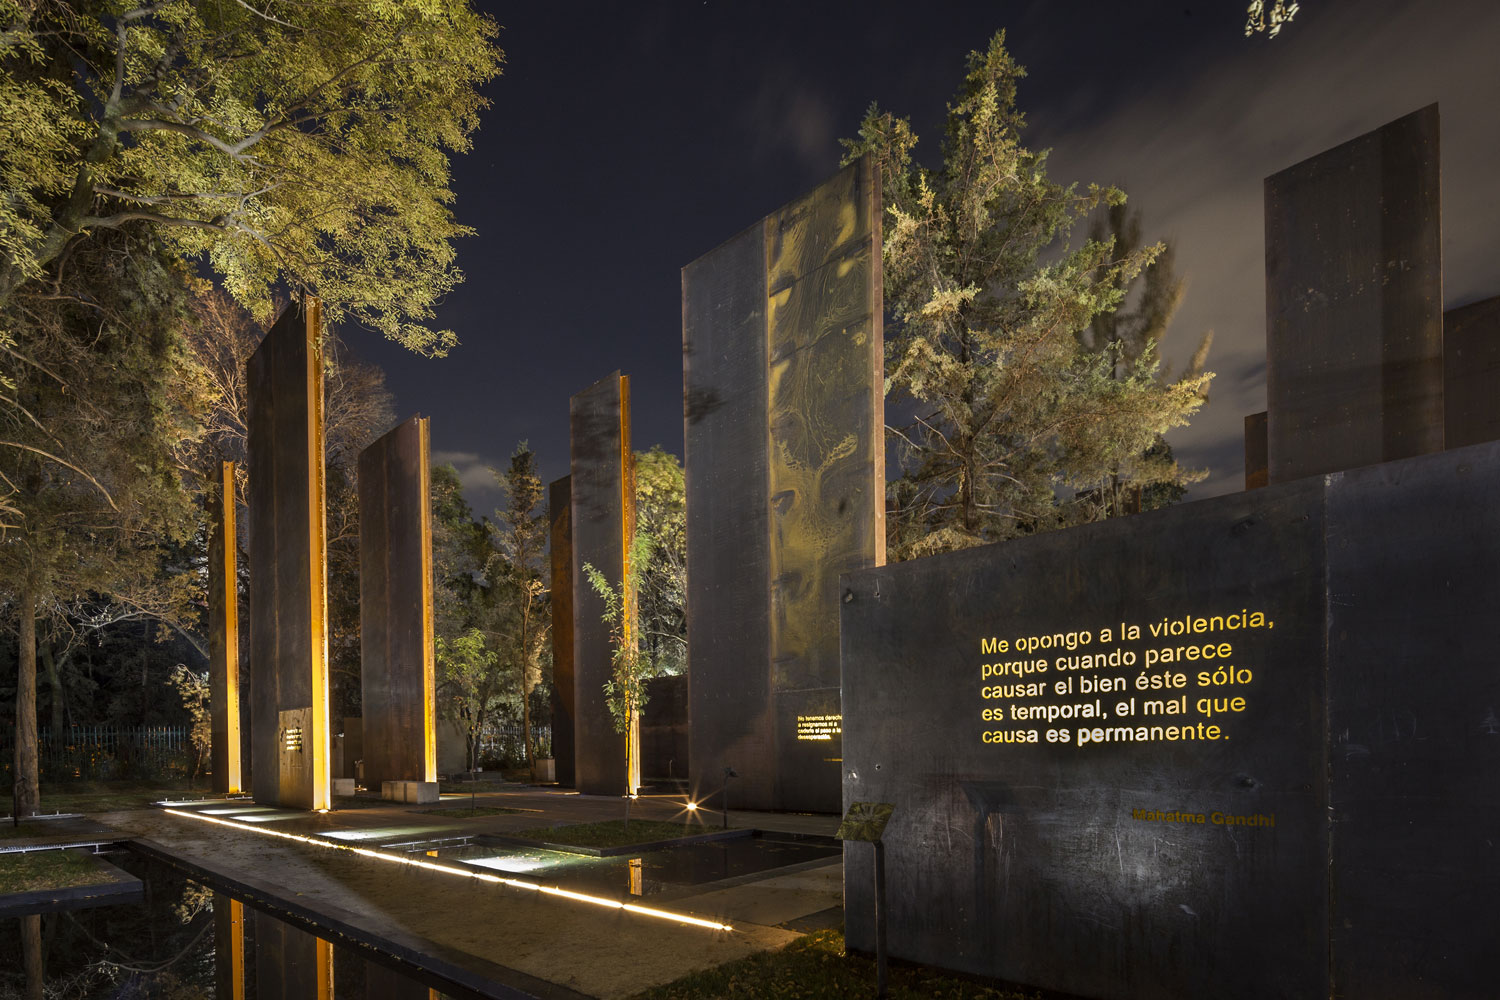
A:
569,373,636,796
246,299,331,811
682,159,883,813
358,415,436,789
548,475,576,786
1265,105,1443,483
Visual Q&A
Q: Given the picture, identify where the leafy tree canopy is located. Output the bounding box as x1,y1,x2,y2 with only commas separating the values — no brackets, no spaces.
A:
633,445,685,676
843,31,1212,559
0,0,502,354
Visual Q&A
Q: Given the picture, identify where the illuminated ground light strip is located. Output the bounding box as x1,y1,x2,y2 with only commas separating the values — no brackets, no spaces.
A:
162,809,733,932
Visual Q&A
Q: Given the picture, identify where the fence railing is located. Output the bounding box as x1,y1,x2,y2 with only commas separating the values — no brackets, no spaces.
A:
0,725,195,782
475,721,551,767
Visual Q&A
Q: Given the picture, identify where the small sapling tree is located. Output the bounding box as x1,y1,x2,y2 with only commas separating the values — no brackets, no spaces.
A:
583,531,655,829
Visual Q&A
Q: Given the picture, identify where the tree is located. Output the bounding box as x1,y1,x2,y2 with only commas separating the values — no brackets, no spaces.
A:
167,663,210,785
0,0,501,353
488,444,550,776
434,628,496,773
584,532,654,800
1245,0,1300,38
1074,203,1213,518
842,32,1212,560
0,228,202,816
430,463,505,770
633,446,686,676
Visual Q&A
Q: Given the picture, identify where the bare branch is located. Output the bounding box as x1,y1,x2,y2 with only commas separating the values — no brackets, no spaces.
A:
0,440,117,509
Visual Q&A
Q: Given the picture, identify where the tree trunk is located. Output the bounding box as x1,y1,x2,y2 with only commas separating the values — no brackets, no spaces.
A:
15,586,40,818
520,605,534,778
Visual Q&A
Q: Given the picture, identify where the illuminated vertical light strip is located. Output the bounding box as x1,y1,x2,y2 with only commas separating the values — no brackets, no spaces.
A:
162,809,733,932
220,461,242,793
418,417,437,783
305,298,331,813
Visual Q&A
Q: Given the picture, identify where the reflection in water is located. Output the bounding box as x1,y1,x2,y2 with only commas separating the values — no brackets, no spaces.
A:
215,894,246,1000
0,853,444,1000
20,914,41,1000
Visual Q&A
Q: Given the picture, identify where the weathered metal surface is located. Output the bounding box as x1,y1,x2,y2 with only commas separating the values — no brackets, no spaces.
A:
569,373,635,796
1443,295,1500,448
842,480,1329,998
1325,441,1500,999
1265,105,1444,483
683,159,883,813
640,673,689,782
246,299,331,811
843,440,1500,998
548,475,576,786
684,217,775,809
209,460,242,793
358,415,436,789
1243,411,1268,490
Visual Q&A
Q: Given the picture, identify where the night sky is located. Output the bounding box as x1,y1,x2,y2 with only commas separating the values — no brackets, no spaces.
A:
347,0,1500,516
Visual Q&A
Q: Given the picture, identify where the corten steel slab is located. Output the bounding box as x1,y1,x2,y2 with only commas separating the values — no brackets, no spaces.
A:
358,415,436,789
549,475,576,786
1243,411,1268,490
1443,295,1500,448
1325,441,1500,999
1265,104,1444,484
842,481,1329,999
569,373,636,796
841,441,1500,999
210,461,242,793
683,158,883,814
246,299,331,811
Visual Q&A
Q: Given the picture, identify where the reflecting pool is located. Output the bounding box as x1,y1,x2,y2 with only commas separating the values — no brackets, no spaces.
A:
0,850,471,999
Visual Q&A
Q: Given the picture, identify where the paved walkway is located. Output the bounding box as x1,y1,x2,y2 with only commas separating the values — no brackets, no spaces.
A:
90,784,844,999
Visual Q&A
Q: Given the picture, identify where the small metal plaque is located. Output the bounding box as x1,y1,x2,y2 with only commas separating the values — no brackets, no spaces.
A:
837,801,895,843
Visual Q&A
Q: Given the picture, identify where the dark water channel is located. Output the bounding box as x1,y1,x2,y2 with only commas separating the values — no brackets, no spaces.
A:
0,850,464,1000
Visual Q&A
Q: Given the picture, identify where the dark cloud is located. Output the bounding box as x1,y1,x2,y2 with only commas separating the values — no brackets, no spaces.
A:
1034,0,1500,497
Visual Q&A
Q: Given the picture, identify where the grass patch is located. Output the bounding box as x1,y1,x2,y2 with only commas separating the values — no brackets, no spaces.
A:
512,819,725,849
632,928,1035,999
0,851,103,895
413,806,524,818
4,780,213,814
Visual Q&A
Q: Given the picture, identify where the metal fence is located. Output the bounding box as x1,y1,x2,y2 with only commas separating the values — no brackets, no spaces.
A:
476,721,551,766
0,725,196,782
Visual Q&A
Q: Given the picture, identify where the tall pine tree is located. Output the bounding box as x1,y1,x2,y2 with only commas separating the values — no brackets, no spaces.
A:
844,32,1212,559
